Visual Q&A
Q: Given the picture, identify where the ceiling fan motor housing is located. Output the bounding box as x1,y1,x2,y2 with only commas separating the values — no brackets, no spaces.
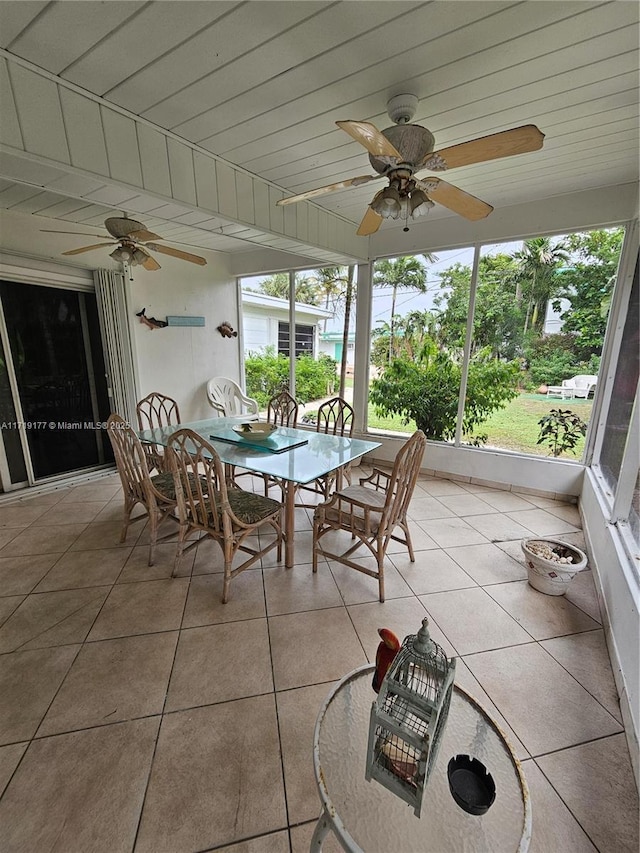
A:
369,125,436,174
104,217,146,239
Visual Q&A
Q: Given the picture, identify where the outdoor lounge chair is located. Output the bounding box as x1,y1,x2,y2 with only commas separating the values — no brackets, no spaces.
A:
547,374,597,400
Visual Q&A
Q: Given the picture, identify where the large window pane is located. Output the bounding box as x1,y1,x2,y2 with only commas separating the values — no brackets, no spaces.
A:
471,229,623,458
240,266,354,409
367,229,623,452
600,253,639,489
368,250,471,438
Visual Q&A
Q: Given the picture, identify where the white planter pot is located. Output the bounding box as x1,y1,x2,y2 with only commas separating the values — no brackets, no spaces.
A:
521,538,588,596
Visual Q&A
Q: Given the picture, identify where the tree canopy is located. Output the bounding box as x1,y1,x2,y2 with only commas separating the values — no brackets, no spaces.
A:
552,228,624,359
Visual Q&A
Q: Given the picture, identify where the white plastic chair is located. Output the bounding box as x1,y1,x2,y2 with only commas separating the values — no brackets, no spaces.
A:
206,376,259,417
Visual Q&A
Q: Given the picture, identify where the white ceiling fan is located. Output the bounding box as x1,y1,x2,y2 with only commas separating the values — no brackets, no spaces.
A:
277,94,545,235
42,215,207,269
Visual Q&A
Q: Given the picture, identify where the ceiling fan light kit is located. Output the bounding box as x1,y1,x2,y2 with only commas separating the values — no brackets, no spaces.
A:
276,95,544,236
47,214,207,271
109,245,133,263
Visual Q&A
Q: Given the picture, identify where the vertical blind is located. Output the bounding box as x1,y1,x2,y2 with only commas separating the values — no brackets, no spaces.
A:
93,269,138,426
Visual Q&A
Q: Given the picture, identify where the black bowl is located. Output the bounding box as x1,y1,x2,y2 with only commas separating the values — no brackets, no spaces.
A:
447,754,496,815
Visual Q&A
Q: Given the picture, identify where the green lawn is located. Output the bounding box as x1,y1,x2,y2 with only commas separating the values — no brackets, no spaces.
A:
366,393,593,459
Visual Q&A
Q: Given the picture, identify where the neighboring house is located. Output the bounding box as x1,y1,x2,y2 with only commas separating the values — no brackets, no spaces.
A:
241,290,332,359
319,330,356,368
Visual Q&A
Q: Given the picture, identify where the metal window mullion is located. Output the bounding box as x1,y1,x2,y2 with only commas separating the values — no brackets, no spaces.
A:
0,297,35,486
454,244,481,447
289,270,296,395
353,262,371,433
236,277,247,392
589,220,638,467
611,380,640,523
78,293,104,464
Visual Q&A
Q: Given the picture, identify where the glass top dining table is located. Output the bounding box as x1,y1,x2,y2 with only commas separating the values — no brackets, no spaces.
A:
138,416,381,568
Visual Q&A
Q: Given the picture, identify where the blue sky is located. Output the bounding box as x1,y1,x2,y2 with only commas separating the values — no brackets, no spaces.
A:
241,240,526,335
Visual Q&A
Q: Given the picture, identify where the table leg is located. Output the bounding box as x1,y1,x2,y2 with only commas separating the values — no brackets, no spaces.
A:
310,807,332,850
284,480,295,568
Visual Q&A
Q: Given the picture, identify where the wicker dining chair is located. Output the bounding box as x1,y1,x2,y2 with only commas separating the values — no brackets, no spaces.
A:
107,413,180,566
313,430,427,602
267,389,299,427
136,392,181,473
297,396,354,507
166,428,283,603
258,389,300,496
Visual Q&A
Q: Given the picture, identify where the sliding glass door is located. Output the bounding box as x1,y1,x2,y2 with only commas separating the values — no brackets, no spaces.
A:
0,280,112,485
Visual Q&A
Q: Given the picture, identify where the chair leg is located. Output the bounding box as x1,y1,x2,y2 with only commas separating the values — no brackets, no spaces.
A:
377,549,385,603
120,496,135,543
148,511,159,566
312,520,320,573
172,525,187,578
222,539,234,603
402,518,416,562
222,567,231,604
276,514,283,562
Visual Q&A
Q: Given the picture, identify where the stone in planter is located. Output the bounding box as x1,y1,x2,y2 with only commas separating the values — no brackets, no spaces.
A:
521,538,588,596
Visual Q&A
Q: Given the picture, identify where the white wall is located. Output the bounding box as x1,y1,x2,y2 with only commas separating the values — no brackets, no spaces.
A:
581,471,639,783
128,254,239,422
243,312,271,354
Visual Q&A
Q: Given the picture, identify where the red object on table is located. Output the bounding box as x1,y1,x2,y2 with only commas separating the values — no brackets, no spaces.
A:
372,627,401,693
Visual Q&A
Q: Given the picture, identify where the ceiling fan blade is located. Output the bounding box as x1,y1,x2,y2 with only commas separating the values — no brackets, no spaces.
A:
129,229,163,242
277,175,381,206
141,254,161,271
417,178,493,220
41,229,108,238
422,125,544,171
61,242,117,256
145,242,207,266
336,120,403,159
356,207,383,236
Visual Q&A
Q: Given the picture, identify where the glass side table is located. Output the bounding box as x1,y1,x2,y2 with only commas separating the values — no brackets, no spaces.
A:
311,665,531,852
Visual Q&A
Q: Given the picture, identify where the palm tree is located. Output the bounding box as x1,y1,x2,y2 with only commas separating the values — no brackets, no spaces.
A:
307,266,356,395
372,255,435,362
513,238,569,334
310,267,347,331
402,309,439,361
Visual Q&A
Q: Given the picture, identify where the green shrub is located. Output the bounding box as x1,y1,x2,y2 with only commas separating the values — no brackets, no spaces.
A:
369,351,519,443
523,332,602,387
244,348,289,407
528,351,577,386
244,350,337,407
296,354,337,402
584,353,601,376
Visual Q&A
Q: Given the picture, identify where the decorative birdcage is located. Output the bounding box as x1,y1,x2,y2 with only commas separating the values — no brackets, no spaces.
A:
365,617,456,816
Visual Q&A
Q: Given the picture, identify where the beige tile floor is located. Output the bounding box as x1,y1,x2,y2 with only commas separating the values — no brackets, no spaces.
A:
0,468,638,852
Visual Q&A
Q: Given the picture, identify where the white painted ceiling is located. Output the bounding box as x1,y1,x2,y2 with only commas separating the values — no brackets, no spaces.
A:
0,1,637,262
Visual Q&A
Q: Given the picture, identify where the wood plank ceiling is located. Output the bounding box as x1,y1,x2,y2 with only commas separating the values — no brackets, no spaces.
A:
0,1,637,260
